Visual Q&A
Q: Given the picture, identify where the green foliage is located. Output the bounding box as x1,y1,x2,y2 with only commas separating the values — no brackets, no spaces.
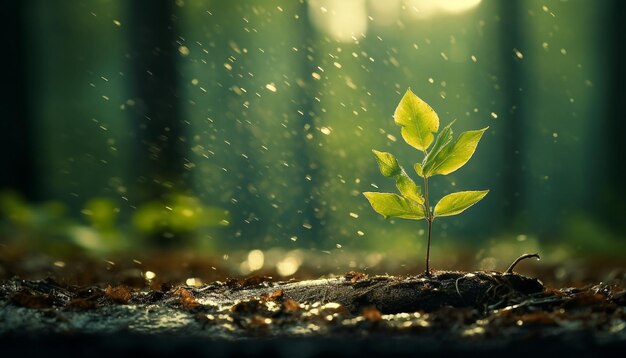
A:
372,150,424,205
422,128,488,177
434,190,489,217
393,88,440,151
364,89,489,273
132,194,230,236
363,192,425,220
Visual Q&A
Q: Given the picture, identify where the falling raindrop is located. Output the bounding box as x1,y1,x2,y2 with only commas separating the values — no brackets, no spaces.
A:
178,46,190,56
265,83,277,92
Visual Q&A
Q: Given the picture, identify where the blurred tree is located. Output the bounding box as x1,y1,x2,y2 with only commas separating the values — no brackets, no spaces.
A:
604,0,626,229
178,0,324,247
0,0,37,200
126,0,187,200
289,1,323,245
496,0,526,227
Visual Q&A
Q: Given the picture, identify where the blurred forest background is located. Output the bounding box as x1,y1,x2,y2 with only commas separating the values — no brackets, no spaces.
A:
1,0,625,278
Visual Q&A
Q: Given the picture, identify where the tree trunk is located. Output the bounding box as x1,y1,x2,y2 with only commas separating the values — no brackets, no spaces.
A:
496,0,526,226
127,0,186,200
0,1,36,200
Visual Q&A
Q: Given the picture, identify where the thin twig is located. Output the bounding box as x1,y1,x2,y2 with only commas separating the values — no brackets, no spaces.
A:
505,253,540,274
455,277,463,299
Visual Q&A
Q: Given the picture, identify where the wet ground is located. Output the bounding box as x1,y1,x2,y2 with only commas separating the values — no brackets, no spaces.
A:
1,250,625,356
1,273,626,356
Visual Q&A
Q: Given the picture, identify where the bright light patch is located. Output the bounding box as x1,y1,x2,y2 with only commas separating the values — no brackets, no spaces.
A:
407,0,482,19
437,0,482,14
186,277,203,286
276,251,304,276
309,0,368,43
368,0,401,26
247,249,265,271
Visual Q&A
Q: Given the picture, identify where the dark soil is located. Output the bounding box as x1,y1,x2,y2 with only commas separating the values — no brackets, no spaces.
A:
1,268,625,357
1,249,625,356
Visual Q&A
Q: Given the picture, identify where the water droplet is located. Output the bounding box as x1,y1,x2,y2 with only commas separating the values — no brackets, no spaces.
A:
265,83,277,92
513,48,524,59
178,46,190,56
490,112,498,119
349,212,359,218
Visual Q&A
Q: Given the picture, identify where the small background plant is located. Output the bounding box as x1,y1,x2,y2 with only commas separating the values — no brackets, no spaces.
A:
364,88,489,275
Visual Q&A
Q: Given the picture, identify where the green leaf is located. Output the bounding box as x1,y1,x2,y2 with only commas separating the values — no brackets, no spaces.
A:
372,150,401,177
414,163,424,177
434,190,489,217
424,119,455,167
395,171,423,204
371,150,424,204
393,88,440,152
363,192,425,220
422,127,488,176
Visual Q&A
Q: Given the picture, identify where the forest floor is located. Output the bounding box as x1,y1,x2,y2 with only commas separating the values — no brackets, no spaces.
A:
1,249,625,357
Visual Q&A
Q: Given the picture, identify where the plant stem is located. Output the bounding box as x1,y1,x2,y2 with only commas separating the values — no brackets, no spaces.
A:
423,176,432,276
426,217,432,276
505,253,540,274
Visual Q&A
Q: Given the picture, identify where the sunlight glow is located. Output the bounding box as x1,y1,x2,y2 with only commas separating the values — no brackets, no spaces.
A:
368,0,402,26
276,251,304,276
309,0,368,43
406,0,482,19
247,249,265,271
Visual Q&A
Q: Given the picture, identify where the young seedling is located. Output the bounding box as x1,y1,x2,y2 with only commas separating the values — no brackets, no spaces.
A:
364,88,489,276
